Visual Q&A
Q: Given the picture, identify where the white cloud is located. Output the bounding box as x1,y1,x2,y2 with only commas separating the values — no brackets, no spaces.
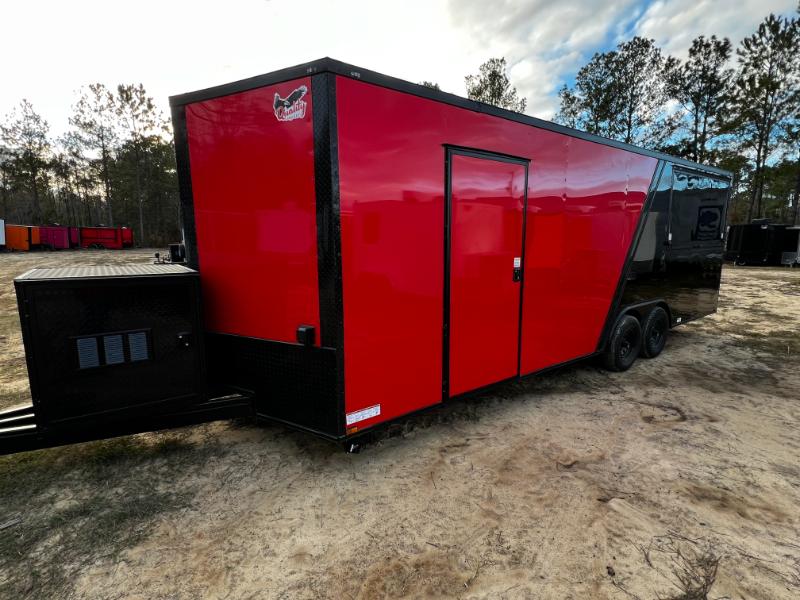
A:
633,0,797,57
447,0,642,118
0,0,482,136
1,0,797,135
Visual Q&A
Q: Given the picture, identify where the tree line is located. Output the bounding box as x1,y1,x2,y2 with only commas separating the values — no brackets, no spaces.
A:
2,8,797,247
0,84,178,246
461,10,800,226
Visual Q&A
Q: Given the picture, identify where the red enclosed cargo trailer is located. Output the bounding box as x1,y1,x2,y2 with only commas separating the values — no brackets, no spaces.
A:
4,224,31,251
39,226,70,250
168,58,731,442
3,59,732,455
80,226,124,249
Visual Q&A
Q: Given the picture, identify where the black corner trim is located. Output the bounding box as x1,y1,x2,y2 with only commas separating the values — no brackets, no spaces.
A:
171,105,200,270
596,160,666,352
312,73,346,436
312,73,344,351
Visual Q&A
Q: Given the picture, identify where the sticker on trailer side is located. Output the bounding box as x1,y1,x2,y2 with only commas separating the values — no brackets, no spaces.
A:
346,404,381,426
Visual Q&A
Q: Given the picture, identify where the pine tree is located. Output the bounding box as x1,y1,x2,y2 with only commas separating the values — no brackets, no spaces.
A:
465,58,527,112
728,13,800,221
664,36,733,163
555,38,676,149
0,100,51,223
70,84,118,225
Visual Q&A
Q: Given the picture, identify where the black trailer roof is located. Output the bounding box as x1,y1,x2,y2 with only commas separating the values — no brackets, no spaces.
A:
170,57,731,178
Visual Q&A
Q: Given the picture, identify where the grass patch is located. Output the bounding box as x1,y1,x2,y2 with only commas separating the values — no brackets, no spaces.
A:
0,431,220,598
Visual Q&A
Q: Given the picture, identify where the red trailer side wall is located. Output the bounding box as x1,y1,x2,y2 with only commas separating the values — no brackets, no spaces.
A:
121,228,134,247
39,226,70,249
69,227,81,248
29,227,41,247
184,77,320,345
336,76,657,428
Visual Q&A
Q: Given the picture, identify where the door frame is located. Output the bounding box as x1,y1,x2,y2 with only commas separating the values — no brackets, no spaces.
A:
442,145,530,401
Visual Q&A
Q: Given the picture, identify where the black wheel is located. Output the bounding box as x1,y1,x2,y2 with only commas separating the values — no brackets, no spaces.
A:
640,306,669,359
603,314,642,372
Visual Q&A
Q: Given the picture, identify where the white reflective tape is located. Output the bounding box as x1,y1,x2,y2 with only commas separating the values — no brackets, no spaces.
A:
513,257,521,268
346,404,381,426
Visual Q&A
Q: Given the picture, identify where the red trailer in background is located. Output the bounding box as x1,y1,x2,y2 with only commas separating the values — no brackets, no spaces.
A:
80,226,124,249
69,227,81,248
121,227,134,247
5,225,31,251
39,226,70,250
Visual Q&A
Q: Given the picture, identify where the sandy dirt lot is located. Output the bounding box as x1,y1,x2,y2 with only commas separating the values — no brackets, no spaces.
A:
0,249,798,599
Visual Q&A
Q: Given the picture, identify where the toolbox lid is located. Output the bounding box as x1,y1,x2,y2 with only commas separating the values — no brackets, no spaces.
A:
16,264,197,281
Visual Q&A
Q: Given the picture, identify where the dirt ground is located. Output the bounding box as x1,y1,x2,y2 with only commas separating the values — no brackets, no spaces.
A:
0,249,798,600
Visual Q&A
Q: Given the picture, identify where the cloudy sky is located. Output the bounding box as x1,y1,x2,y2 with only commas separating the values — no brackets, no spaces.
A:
2,0,797,136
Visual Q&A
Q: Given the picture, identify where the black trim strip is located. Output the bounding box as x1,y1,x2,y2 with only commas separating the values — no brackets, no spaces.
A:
443,144,532,165
596,160,666,352
312,73,343,350
310,73,346,436
517,166,530,376
169,57,730,179
442,150,452,399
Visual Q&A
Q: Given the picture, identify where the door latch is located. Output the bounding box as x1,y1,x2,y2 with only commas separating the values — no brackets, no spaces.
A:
513,257,522,282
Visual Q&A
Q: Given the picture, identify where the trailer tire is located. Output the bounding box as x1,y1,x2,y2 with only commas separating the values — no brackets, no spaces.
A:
640,307,669,359
603,315,641,372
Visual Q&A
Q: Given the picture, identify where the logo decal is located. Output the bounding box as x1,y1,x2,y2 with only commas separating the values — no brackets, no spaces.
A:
696,205,722,241
273,85,308,121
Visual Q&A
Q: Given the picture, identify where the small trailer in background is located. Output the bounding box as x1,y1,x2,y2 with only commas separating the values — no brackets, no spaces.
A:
39,226,71,250
4,224,31,251
725,222,799,266
80,226,124,250
1,58,732,455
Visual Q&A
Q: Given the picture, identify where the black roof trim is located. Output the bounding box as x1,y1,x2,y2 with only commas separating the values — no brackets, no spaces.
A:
169,57,731,178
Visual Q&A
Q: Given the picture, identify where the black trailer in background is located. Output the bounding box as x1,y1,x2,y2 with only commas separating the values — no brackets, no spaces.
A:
725,222,800,266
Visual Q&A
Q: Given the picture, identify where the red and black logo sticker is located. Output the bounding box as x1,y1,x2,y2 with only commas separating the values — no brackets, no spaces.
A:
273,85,308,122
